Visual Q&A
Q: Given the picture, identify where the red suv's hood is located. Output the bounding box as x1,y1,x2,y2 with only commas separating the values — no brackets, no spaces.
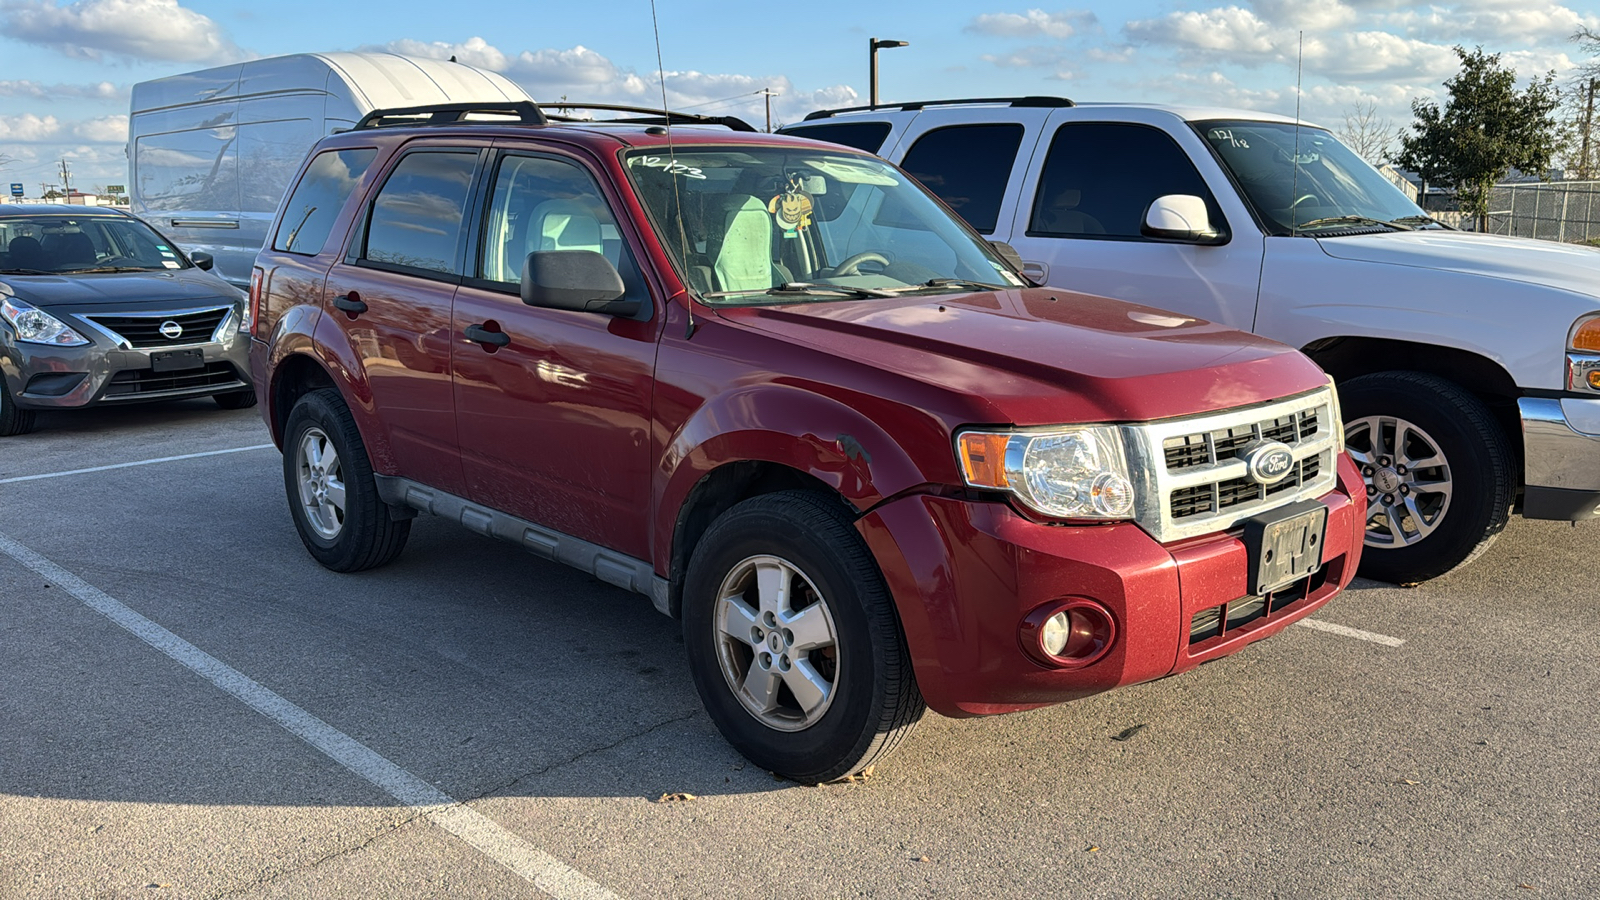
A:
717,287,1327,425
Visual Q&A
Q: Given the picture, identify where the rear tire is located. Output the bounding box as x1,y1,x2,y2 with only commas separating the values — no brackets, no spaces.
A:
1341,371,1512,584
0,376,37,437
282,388,409,572
213,388,257,410
682,490,925,783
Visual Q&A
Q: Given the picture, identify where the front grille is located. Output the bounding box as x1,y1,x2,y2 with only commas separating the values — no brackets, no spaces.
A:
84,307,231,348
105,361,242,397
1132,387,1340,543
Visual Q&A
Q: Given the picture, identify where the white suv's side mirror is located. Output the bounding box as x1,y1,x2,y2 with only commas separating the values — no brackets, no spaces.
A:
1142,194,1225,244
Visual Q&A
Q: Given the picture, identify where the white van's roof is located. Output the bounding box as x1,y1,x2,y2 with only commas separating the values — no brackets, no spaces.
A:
130,52,532,114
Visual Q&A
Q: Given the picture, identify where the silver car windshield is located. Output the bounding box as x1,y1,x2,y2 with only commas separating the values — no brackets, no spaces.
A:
1198,120,1434,236
622,147,1026,305
0,215,191,274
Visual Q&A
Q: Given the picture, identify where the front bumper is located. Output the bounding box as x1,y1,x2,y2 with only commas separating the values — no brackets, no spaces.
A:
1,306,250,409
856,454,1365,718
1520,396,1600,520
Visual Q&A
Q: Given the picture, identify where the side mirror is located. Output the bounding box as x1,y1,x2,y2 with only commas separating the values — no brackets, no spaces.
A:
190,251,215,270
1141,195,1226,244
520,250,634,316
987,240,1025,273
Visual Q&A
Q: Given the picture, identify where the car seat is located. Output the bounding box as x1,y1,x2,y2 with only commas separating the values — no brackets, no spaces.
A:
714,196,777,293
44,231,97,267
7,236,45,269
1037,189,1106,235
530,199,603,255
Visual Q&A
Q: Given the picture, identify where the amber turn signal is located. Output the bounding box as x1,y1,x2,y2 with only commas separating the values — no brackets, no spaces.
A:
1572,317,1600,352
957,432,1011,489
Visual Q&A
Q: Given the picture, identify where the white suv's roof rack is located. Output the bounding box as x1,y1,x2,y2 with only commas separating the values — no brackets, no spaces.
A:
801,96,1074,121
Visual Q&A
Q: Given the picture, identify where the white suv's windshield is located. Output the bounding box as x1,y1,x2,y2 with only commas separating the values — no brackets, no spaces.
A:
1198,120,1436,237
0,215,192,275
623,147,1025,305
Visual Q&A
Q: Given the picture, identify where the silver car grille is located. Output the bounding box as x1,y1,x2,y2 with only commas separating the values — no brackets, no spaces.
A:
1125,386,1341,543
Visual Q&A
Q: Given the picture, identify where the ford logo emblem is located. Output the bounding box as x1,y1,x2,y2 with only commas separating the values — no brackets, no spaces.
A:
159,320,183,340
1241,440,1295,486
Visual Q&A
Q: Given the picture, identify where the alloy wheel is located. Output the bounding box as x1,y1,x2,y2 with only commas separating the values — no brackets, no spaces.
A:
1345,415,1453,548
295,426,347,540
713,554,841,732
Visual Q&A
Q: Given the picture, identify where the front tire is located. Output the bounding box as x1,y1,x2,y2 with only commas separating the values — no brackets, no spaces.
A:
682,491,924,783
1341,371,1512,584
0,375,37,437
282,388,409,572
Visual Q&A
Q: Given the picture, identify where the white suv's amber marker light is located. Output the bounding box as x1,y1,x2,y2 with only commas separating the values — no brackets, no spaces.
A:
1573,317,1600,352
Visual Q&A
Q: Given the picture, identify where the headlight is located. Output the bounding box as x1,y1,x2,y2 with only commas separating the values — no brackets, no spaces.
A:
957,425,1136,519
0,296,90,347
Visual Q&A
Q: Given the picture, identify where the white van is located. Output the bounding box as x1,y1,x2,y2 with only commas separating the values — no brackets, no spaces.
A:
130,52,532,286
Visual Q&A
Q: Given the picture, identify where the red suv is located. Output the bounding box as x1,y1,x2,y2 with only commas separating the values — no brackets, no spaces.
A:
249,102,1364,782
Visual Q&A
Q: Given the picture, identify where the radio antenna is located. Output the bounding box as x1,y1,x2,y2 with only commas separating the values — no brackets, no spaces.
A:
1291,30,1304,233
648,0,695,336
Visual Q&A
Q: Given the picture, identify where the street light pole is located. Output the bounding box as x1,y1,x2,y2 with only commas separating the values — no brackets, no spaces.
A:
868,37,909,109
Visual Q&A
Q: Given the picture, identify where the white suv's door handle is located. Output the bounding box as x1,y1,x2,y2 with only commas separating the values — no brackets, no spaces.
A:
1021,261,1048,284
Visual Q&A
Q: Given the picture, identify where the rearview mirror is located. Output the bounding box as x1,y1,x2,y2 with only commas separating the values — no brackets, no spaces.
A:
189,251,215,270
520,250,634,316
1141,195,1226,244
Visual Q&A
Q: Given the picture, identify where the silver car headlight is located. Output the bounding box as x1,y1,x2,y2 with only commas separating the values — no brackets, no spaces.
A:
0,296,90,347
957,425,1136,519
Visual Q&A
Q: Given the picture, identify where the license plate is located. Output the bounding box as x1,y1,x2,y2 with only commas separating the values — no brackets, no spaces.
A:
1242,500,1328,596
150,348,204,373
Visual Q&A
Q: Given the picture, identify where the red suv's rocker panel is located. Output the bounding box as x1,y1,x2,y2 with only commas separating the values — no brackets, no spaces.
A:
859,454,1363,717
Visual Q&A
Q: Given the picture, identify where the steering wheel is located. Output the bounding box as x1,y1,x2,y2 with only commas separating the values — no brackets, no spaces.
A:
1290,194,1320,209
828,251,890,276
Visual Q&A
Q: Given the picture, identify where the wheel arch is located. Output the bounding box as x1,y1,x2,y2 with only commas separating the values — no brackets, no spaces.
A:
268,351,339,448
1302,335,1524,481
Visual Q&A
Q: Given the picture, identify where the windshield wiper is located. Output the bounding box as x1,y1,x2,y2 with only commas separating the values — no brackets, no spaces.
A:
67,266,164,274
704,282,899,300
916,277,1010,292
1390,214,1446,229
1294,215,1414,233
0,267,55,275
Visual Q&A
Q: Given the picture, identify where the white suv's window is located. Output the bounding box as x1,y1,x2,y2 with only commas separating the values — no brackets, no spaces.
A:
898,124,1024,234
777,121,893,154
1029,123,1221,240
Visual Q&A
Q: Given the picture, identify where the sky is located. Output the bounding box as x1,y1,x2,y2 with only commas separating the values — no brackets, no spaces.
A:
0,0,1596,191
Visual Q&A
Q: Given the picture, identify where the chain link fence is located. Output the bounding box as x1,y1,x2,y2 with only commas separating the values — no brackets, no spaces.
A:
1484,181,1600,244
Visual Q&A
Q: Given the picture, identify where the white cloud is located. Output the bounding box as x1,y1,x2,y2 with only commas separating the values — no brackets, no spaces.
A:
0,79,121,100
1382,2,1600,44
0,114,62,141
1,0,243,63
966,9,1098,39
72,114,127,143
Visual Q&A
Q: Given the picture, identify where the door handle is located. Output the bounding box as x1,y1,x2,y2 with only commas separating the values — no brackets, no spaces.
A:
332,294,367,315
464,323,511,348
1020,261,1048,285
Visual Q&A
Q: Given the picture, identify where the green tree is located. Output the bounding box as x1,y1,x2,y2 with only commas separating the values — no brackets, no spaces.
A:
1398,46,1560,230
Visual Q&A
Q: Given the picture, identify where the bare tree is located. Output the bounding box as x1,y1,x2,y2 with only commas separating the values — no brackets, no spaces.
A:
1560,27,1600,179
1337,100,1397,165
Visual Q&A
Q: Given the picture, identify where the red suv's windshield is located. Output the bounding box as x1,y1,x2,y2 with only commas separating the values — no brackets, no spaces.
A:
622,147,1024,304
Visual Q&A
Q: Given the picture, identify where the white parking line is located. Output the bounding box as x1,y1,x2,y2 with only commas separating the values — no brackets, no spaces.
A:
0,531,618,900
1295,617,1407,647
0,444,276,485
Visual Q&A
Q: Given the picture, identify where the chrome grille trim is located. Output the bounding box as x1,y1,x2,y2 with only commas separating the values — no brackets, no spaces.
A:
1124,386,1340,543
79,305,234,349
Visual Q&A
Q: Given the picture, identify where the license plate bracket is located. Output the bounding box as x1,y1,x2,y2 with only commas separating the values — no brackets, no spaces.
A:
150,348,204,373
1242,499,1328,596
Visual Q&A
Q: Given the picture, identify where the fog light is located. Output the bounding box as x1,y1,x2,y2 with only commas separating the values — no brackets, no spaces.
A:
1588,370,1600,390
1021,599,1116,668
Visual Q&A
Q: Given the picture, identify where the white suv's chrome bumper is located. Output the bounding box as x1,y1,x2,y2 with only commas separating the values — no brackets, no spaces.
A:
1520,396,1600,519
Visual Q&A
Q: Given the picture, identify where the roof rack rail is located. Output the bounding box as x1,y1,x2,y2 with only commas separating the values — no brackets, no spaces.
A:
544,103,757,132
354,101,548,130
801,96,1073,121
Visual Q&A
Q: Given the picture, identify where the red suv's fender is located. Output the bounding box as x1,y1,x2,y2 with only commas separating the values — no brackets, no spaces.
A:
654,381,939,571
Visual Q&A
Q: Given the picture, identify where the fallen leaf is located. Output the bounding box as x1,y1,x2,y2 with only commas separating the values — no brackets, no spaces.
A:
833,765,876,784
1086,846,1101,853
656,792,697,803
1393,779,1420,785
915,855,931,863
1112,724,1147,742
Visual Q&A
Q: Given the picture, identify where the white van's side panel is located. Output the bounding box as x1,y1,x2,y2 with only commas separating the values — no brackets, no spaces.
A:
131,52,531,286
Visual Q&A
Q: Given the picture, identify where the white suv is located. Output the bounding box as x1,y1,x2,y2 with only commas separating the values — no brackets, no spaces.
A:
783,97,1600,584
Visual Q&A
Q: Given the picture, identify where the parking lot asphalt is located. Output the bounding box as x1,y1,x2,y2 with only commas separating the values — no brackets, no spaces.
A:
2,400,1597,899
